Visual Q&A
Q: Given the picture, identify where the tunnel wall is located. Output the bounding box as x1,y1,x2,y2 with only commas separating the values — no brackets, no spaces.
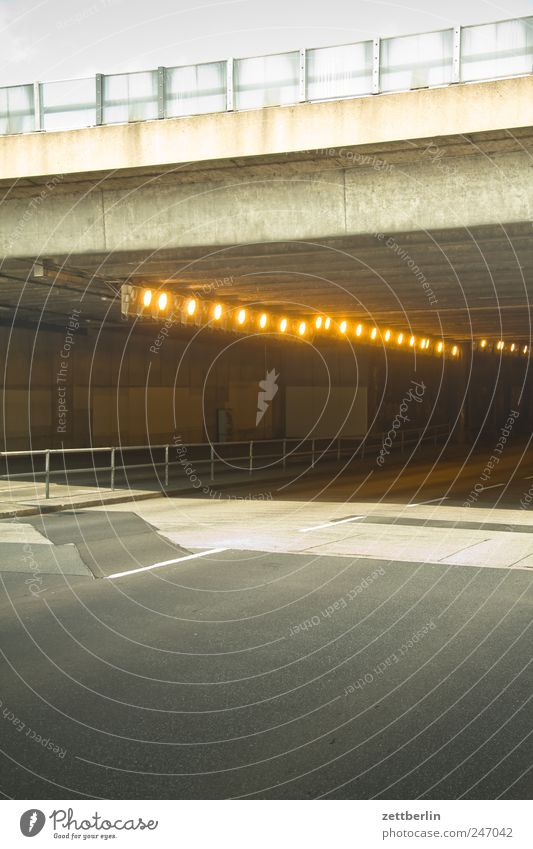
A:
1,322,529,452
0,323,367,450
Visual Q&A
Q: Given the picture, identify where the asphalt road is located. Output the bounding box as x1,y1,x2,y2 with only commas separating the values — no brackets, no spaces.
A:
225,440,533,509
0,448,531,800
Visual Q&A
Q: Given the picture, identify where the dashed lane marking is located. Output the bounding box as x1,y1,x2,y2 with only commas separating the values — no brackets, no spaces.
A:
107,548,228,580
299,516,364,533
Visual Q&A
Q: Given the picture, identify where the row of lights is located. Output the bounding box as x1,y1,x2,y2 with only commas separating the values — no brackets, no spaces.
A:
476,338,528,355
130,288,528,359
136,287,461,354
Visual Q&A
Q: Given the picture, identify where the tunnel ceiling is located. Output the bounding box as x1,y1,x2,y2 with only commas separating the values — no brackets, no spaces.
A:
1,223,532,343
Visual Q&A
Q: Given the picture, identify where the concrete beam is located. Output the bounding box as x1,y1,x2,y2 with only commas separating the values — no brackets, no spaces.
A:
0,76,532,180
1,148,531,258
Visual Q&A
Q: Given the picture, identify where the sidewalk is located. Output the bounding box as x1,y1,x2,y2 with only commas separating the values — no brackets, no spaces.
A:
0,440,474,520
0,455,376,518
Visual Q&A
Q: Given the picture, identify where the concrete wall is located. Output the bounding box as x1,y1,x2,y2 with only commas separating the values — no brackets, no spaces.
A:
0,323,370,450
1,76,532,180
2,321,524,453
1,148,532,258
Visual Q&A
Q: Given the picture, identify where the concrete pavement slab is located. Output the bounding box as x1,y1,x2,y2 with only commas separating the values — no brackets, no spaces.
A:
0,543,92,576
0,523,53,544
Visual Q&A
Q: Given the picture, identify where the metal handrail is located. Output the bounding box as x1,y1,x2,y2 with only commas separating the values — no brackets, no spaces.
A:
0,424,450,499
0,15,531,136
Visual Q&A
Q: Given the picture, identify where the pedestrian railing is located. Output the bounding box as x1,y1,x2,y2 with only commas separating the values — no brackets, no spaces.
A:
0,423,450,499
1,16,531,136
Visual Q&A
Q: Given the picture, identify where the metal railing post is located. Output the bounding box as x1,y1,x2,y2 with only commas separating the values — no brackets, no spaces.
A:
210,444,215,481
164,444,169,486
33,82,42,131
110,447,115,491
372,37,380,94
45,450,50,499
299,48,307,102
249,441,253,475
226,58,234,111
453,26,461,83
157,66,166,118
95,74,103,125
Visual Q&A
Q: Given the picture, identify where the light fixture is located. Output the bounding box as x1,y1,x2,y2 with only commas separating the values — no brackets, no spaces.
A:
523,345,528,354
511,343,516,352
130,288,473,359
497,340,504,350
480,339,487,348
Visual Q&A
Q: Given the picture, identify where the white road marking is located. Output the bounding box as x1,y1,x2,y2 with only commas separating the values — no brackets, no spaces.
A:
299,516,364,533
481,483,505,491
107,548,228,580
406,497,448,507
523,475,533,480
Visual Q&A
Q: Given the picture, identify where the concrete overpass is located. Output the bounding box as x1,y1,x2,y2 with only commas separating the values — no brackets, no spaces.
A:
1,71,532,450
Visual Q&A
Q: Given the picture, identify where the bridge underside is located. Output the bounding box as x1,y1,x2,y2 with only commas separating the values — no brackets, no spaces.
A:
1,122,532,343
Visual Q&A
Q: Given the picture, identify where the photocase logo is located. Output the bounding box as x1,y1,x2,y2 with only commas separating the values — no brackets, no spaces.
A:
256,369,279,425
20,809,46,837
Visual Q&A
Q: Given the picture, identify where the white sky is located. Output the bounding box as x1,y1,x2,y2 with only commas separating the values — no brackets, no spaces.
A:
0,0,532,86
